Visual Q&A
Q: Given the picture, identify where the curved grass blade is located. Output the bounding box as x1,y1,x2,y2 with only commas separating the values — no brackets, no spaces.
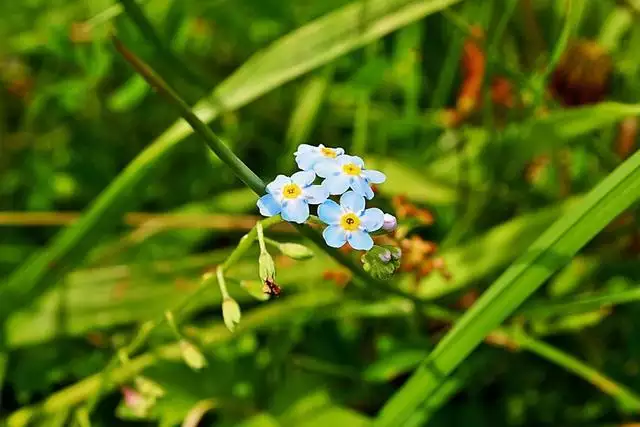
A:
374,150,640,427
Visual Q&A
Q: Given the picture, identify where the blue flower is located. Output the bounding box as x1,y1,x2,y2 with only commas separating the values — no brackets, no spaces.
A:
314,155,386,200
294,144,345,171
257,171,328,224
318,191,384,251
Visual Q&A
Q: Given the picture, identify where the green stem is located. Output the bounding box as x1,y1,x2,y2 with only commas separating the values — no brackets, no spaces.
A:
78,215,281,415
216,266,230,300
263,237,281,250
518,333,640,410
4,291,340,427
256,222,268,253
113,38,265,195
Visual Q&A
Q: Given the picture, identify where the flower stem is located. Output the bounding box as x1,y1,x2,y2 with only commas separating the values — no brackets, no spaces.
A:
256,222,268,253
113,37,266,195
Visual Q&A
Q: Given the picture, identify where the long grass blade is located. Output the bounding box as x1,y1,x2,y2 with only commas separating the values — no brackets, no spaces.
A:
375,150,640,426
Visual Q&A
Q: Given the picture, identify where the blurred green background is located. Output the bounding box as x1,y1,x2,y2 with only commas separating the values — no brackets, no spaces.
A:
1,0,640,425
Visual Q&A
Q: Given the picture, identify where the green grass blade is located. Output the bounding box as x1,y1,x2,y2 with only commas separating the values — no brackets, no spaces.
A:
519,334,640,411
521,281,640,318
374,150,640,426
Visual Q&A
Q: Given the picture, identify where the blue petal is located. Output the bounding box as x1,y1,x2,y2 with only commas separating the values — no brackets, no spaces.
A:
314,160,341,178
360,208,384,232
339,191,365,214
323,225,347,248
350,177,374,200
304,184,328,204
295,152,318,171
318,200,342,225
324,175,350,195
257,194,281,217
281,199,309,224
347,230,374,250
266,175,291,195
363,169,386,184
292,170,316,187
335,147,345,156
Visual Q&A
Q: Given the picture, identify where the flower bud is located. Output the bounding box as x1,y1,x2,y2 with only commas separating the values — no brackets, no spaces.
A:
382,214,397,232
361,245,402,280
378,249,392,263
240,280,270,301
134,376,165,399
179,340,207,370
120,387,151,418
258,251,276,281
278,243,314,260
222,297,242,332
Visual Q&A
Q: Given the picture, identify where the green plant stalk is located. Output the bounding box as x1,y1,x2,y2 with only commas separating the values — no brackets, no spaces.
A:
10,295,639,427
79,214,281,415
4,291,341,427
520,285,640,318
113,39,265,195
375,149,640,427
517,333,640,410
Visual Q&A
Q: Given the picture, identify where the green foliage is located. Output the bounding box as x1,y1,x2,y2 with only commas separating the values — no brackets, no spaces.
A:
2,0,640,426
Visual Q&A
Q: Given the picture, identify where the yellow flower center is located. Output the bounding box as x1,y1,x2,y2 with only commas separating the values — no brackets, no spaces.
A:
282,183,302,199
342,163,361,176
320,147,337,158
340,212,361,232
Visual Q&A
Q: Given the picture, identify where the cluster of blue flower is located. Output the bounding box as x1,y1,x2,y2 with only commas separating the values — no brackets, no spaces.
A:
257,144,395,251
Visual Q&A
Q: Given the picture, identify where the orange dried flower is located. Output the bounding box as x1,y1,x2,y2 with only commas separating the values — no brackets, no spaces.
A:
322,269,351,287
551,39,612,107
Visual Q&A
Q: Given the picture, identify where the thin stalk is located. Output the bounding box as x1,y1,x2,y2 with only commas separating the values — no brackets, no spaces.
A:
5,291,340,427
113,38,265,195
518,334,640,410
78,215,281,415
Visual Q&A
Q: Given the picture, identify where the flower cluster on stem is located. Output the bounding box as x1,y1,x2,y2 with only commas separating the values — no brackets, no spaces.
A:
257,144,397,251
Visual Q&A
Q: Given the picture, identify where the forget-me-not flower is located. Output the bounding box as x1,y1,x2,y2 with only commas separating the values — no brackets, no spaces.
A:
257,171,328,224
314,155,386,200
294,144,345,171
318,191,384,250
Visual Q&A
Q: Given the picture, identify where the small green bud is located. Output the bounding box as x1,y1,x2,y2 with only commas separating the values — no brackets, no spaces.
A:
258,251,276,281
361,245,402,280
278,243,314,260
240,280,270,301
222,297,242,332
134,376,165,399
179,340,207,370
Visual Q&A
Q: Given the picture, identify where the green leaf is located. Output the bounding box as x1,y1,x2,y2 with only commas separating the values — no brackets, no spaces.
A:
374,150,640,426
